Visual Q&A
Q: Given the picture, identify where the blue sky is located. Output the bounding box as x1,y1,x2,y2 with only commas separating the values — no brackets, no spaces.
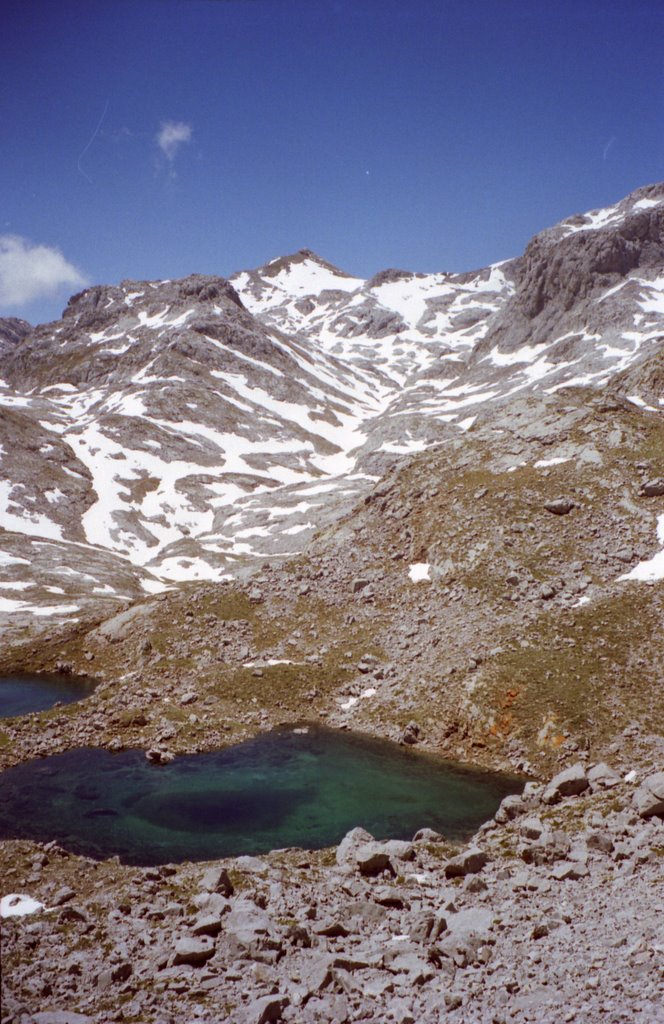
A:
2,0,663,325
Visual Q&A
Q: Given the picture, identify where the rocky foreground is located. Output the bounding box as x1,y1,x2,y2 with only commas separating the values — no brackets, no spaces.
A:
2,762,663,1024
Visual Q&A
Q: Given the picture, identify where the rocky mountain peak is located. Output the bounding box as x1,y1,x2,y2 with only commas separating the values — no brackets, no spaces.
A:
256,248,353,280
1,181,664,631
0,317,32,359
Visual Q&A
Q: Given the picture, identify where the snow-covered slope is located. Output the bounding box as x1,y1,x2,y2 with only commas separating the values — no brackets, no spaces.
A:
2,182,664,628
232,249,514,387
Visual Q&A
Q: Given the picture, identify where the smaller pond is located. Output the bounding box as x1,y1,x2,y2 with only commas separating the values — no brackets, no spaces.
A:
0,726,521,865
0,673,98,718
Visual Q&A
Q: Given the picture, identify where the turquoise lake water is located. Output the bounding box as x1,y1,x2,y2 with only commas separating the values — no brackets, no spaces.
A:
0,725,521,865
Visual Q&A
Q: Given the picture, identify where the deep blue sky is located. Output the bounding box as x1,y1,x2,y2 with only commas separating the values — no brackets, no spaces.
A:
2,0,664,325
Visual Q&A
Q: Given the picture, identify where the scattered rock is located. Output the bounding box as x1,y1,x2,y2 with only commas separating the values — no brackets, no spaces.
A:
587,762,621,789
586,831,614,854
401,721,421,745
542,763,589,804
519,816,545,840
25,1015,94,1024
200,865,235,897
444,846,488,878
172,935,215,966
551,861,589,881
145,748,175,765
245,994,289,1024
632,770,664,818
495,793,527,823
639,479,664,497
543,498,575,515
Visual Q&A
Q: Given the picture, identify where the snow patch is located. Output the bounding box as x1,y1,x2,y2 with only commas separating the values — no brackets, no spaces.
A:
408,563,431,583
618,514,664,582
534,457,570,468
1,894,47,918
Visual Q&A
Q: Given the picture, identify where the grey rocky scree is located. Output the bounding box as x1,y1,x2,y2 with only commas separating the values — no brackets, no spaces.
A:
2,760,663,1024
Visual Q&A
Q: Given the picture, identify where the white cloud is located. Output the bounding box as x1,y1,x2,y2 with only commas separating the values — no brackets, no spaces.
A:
157,120,193,160
0,236,88,308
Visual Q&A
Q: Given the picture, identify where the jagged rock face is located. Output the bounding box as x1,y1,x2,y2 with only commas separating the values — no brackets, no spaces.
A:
0,317,32,358
476,182,664,359
1,183,664,631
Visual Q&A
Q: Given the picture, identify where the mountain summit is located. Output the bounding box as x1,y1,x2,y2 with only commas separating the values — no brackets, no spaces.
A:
1,183,664,634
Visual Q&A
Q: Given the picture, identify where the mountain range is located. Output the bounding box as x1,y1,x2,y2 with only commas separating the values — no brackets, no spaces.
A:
2,182,664,638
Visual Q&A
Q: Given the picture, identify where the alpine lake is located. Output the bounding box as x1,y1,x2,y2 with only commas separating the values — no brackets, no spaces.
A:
0,672,98,718
0,717,521,866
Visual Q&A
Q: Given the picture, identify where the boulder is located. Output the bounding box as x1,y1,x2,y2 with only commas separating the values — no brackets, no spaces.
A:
639,479,664,497
586,831,614,854
191,912,224,937
495,793,527,823
544,498,575,515
244,994,289,1024
445,907,493,943
385,951,435,985
224,900,273,947
444,845,488,878
519,816,545,840
520,829,571,865
355,845,396,877
52,886,75,906
200,865,234,896
173,935,215,966
542,763,589,804
345,901,388,931
401,721,421,745
336,828,396,875
412,827,445,843
234,855,269,874
587,762,621,789
551,861,589,881
437,907,494,967
145,748,175,765
298,953,334,996
315,919,350,938
94,603,153,642
408,911,447,943
632,771,664,818
380,839,415,862
192,891,230,916
336,827,374,866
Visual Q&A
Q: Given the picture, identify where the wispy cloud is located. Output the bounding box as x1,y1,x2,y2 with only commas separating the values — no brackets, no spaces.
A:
603,136,617,161
77,99,110,183
156,120,193,161
0,236,88,308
